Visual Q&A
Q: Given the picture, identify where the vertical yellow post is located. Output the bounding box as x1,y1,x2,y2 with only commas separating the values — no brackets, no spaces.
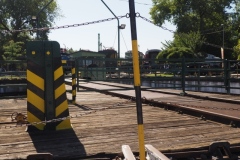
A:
72,61,76,104
128,1,145,160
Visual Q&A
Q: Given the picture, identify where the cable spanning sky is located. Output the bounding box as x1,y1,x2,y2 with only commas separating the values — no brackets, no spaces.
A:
49,0,176,57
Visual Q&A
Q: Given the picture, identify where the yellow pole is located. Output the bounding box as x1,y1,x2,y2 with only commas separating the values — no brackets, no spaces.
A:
128,1,145,159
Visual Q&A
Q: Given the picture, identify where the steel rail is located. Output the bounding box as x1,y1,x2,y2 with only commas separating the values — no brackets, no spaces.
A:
72,81,240,128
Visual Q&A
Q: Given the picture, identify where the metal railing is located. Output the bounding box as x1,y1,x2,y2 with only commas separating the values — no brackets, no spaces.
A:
75,58,240,94
1,58,239,95
0,60,27,97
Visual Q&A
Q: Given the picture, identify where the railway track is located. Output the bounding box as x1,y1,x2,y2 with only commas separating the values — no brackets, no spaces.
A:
0,80,239,159
67,80,240,159
73,80,240,126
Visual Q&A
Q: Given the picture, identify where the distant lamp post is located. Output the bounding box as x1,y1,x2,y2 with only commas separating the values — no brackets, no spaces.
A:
32,0,54,39
31,15,37,20
119,24,126,29
221,24,224,59
31,15,37,27
101,0,124,59
119,24,126,59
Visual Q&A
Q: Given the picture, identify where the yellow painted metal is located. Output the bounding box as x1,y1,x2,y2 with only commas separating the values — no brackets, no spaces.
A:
27,89,45,113
55,100,68,116
55,83,66,99
53,61,72,130
27,70,44,90
72,90,76,96
27,111,45,130
71,68,75,74
61,60,67,64
132,40,141,86
138,124,145,160
56,119,72,130
72,77,76,84
131,37,145,160
54,66,63,81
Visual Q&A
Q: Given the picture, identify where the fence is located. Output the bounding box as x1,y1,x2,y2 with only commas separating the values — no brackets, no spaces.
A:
0,60,27,97
75,58,240,94
1,58,239,96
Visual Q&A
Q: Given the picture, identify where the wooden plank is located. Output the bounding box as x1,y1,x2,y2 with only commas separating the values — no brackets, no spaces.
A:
0,90,240,159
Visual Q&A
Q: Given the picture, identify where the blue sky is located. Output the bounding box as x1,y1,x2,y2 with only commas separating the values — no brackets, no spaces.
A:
49,0,176,57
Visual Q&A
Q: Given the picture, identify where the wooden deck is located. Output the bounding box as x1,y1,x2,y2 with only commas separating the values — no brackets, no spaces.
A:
0,85,240,159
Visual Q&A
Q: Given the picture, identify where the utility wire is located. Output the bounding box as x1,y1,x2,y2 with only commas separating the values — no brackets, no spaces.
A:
112,29,117,48
120,30,128,51
118,0,152,6
201,30,223,35
200,27,222,33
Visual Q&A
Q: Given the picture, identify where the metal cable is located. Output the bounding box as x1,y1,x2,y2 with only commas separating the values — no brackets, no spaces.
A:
1,15,127,34
0,98,135,130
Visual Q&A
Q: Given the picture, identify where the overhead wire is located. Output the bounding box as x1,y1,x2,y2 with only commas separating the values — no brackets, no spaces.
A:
1,10,233,51
201,30,223,35
118,0,152,6
112,29,118,48
120,30,128,51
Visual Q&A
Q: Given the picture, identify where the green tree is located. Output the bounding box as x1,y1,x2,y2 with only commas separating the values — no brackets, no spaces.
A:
157,47,195,59
150,0,240,59
67,48,76,54
2,40,24,60
0,0,60,59
158,31,206,59
150,0,234,32
233,39,240,60
174,31,206,57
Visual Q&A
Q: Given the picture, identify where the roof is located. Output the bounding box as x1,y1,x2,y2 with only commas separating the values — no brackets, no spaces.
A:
71,50,106,58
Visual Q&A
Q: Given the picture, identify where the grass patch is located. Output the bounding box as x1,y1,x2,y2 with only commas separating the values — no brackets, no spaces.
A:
144,72,174,77
0,76,26,80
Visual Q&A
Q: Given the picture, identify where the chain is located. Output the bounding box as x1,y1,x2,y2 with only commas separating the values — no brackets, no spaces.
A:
136,13,175,33
1,15,127,34
2,12,231,51
0,98,134,130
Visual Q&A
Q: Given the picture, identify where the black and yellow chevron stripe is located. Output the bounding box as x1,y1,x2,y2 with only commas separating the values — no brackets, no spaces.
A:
27,41,71,131
53,57,72,130
71,61,76,104
27,61,45,130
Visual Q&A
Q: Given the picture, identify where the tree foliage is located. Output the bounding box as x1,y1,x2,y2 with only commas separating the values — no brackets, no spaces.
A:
174,31,205,55
0,0,60,60
150,0,240,59
157,47,195,59
2,40,24,60
158,31,206,59
150,0,234,32
233,39,240,60
67,48,77,54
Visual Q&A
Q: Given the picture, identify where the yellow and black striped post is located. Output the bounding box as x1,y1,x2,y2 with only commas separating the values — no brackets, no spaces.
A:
26,47,45,130
26,41,71,131
71,61,76,104
128,1,145,160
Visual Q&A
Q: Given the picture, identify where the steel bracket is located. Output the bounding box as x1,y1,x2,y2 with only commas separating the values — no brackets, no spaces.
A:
202,141,238,160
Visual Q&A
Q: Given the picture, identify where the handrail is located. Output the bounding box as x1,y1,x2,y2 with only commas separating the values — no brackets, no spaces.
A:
122,145,136,160
145,144,170,160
